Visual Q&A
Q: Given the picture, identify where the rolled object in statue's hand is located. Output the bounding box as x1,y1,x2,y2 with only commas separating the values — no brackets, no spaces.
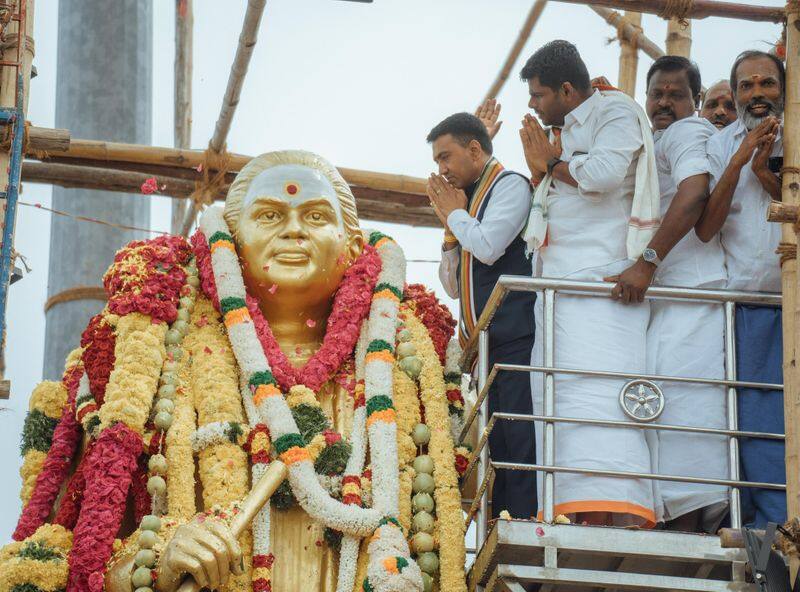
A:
176,460,288,592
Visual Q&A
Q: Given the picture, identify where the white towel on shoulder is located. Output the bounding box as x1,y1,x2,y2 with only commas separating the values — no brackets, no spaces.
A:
523,90,660,260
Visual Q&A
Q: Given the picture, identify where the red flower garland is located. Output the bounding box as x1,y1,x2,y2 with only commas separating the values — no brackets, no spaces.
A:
131,455,152,524
80,314,116,407
67,422,143,592
53,440,94,530
192,231,382,393
404,283,456,365
13,363,84,540
104,235,192,323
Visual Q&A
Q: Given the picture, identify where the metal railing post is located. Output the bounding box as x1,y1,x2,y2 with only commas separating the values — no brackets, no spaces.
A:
543,289,556,523
476,330,490,548
725,301,742,529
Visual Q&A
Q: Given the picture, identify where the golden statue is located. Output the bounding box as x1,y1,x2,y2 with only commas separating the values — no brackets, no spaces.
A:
0,151,469,592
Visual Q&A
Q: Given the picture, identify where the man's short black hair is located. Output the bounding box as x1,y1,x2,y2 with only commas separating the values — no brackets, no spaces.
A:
519,40,591,93
426,112,493,155
646,55,702,100
730,50,786,93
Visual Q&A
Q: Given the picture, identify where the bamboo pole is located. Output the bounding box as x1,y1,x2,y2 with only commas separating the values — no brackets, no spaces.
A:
170,0,193,235
591,6,666,61
783,0,800,581
555,0,784,22
482,0,548,102
30,135,429,195
22,160,438,227
666,18,692,57
617,11,642,96
180,0,267,236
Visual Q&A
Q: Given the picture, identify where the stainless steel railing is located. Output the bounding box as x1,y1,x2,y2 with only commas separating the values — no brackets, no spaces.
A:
459,275,784,551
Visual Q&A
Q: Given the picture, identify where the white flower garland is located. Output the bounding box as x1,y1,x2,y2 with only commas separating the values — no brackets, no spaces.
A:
191,421,249,453
199,208,421,592
444,339,465,443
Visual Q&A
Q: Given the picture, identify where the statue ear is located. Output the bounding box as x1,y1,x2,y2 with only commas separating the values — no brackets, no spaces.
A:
347,231,365,263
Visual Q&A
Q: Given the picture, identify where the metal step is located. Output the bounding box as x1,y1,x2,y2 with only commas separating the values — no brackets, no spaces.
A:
469,519,756,592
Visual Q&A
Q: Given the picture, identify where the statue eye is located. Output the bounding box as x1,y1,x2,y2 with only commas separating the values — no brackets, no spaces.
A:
258,210,280,222
308,211,325,223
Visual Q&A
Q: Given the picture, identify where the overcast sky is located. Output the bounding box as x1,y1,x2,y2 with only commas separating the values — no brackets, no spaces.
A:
0,0,783,540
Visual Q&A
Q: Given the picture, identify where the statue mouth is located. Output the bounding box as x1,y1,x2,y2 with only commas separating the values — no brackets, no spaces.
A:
273,250,310,264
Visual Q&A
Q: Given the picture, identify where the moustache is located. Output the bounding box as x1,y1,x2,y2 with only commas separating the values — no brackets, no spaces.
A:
746,98,777,113
654,109,675,118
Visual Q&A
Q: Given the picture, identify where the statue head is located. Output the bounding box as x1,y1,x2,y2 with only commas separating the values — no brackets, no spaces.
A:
224,150,364,308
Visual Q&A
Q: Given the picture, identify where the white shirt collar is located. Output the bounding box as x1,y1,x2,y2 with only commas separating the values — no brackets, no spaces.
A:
564,90,600,128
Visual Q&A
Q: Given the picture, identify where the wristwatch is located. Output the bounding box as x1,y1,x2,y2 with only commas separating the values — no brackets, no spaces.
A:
642,247,662,267
546,157,562,176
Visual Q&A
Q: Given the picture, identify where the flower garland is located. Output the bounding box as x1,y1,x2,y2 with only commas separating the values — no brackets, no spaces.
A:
14,350,84,541
182,292,252,592
405,312,467,592
103,235,192,323
198,208,421,592
403,284,456,366
18,380,67,506
444,339,466,445
65,235,192,592
0,524,73,592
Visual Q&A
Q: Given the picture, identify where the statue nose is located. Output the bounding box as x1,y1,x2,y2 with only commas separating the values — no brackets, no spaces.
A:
280,210,309,239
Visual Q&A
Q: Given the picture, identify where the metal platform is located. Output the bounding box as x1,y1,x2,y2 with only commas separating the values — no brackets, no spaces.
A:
469,520,757,592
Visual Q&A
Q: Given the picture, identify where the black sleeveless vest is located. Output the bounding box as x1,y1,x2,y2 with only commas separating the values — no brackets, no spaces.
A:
460,170,536,347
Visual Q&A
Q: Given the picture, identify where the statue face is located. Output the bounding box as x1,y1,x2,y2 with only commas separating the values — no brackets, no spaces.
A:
236,164,351,301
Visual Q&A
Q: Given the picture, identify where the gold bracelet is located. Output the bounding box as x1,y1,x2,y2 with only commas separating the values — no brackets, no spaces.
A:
443,234,458,244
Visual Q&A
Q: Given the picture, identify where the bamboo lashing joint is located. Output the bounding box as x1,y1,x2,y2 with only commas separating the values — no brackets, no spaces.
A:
658,0,694,26
608,10,643,48
191,144,232,208
777,242,797,265
44,286,107,313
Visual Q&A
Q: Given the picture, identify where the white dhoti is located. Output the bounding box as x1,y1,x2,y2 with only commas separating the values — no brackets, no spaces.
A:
532,291,656,527
647,288,729,527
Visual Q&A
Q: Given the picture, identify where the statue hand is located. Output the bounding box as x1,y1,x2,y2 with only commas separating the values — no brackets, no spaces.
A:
156,519,243,592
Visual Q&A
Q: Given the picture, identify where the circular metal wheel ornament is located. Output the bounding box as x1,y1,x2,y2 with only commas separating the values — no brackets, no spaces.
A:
618,379,664,423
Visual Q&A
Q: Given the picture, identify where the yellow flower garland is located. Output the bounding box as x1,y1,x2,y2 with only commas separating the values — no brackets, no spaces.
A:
0,524,72,592
184,294,252,592
19,350,81,507
99,312,166,433
165,323,198,520
406,313,467,592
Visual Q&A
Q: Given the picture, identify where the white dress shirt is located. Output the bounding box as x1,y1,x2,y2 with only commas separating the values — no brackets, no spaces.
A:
707,118,782,292
539,90,644,280
438,172,531,299
653,116,726,288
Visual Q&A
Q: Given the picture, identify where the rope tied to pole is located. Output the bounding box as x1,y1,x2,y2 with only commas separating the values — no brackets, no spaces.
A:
605,10,643,49
777,242,797,265
191,144,232,207
658,0,694,27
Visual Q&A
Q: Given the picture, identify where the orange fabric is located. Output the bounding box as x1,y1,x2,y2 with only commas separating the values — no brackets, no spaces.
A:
537,500,656,528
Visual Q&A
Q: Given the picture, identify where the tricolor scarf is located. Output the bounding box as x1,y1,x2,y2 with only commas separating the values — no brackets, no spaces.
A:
522,90,661,260
457,157,505,346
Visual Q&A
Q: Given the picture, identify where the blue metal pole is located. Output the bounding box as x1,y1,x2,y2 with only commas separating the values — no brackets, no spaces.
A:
0,72,27,352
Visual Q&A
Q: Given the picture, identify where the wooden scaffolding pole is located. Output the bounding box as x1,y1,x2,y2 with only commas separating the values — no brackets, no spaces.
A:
180,0,267,236
483,0,548,102
666,18,692,57
591,6,666,61
617,11,643,96
170,0,193,235
783,0,800,571
554,0,784,22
